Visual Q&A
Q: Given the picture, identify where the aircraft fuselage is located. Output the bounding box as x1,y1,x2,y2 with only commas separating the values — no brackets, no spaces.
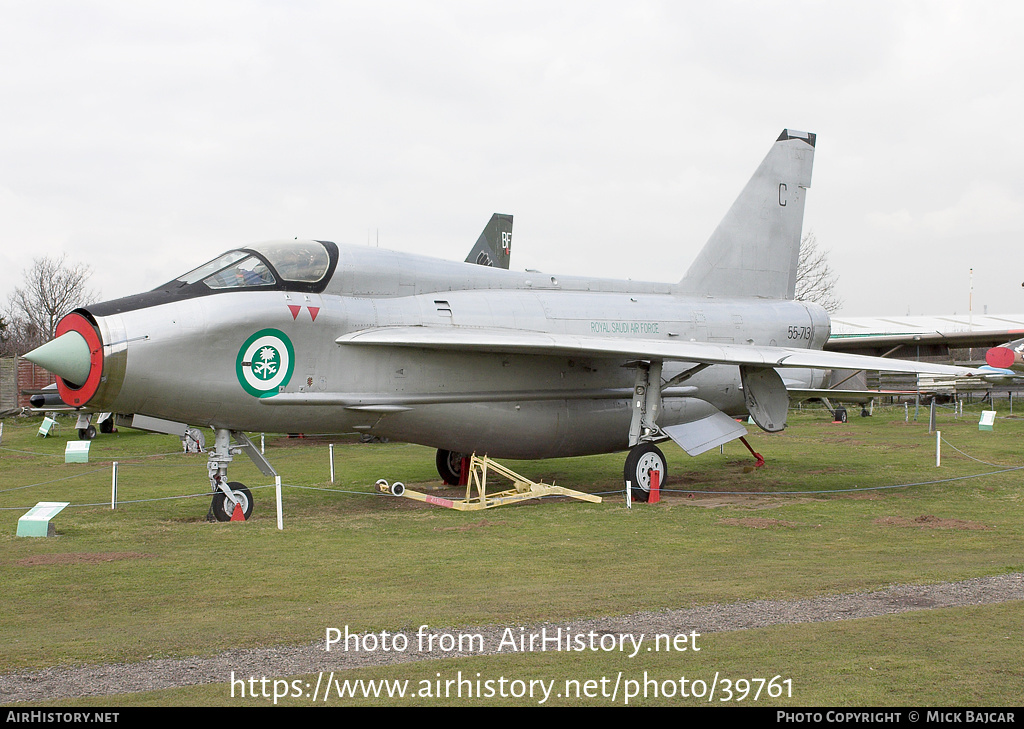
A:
69,242,829,459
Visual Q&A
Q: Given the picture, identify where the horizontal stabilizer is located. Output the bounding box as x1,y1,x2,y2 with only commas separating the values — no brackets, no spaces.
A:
662,410,748,456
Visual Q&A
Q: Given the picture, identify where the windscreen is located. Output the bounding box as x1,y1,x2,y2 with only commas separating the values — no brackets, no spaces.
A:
176,251,248,285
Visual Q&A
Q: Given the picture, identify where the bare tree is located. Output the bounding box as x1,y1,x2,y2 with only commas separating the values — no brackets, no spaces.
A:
4,255,98,354
795,231,843,313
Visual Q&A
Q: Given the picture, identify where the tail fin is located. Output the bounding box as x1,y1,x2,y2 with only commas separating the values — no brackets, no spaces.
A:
465,213,513,269
677,129,815,299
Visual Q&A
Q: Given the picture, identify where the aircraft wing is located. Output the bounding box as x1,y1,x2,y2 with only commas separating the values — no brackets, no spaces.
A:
825,327,1024,357
336,326,979,377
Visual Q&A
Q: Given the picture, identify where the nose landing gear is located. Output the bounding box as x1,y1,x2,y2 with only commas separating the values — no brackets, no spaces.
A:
206,429,277,522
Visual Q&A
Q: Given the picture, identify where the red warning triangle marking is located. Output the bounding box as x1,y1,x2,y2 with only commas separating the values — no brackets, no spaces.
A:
288,305,301,320
230,503,246,521
308,306,320,322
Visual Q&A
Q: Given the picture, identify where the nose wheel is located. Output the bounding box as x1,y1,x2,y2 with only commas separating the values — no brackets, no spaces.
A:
210,482,253,522
624,443,667,503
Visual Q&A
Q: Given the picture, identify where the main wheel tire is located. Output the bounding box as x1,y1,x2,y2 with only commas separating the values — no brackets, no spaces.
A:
211,482,254,522
78,425,97,440
624,443,667,503
436,449,467,485
99,418,115,433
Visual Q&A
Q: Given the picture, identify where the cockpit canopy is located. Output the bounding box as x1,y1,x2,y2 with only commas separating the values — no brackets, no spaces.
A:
83,240,338,318
176,240,336,292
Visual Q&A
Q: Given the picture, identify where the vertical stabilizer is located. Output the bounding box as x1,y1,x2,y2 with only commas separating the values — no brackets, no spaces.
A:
678,129,815,299
465,213,513,269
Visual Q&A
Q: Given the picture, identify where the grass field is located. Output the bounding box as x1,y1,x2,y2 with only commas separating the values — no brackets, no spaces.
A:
1,403,1022,706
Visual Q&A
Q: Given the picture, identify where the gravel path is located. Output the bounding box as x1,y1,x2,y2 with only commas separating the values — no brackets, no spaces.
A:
2,573,1021,703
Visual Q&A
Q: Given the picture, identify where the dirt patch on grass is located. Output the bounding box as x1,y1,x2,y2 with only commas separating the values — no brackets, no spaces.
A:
718,517,801,529
873,515,991,530
15,552,157,567
435,519,508,532
663,494,817,510
820,436,866,446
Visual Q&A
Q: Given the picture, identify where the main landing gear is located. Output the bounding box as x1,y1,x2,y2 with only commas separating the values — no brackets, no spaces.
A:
621,360,782,503
206,428,277,522
624,360,669,502
624,442,667,503
436,449,469,486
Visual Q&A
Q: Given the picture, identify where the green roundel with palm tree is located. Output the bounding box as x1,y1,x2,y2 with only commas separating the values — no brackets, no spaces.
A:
235,328,295,398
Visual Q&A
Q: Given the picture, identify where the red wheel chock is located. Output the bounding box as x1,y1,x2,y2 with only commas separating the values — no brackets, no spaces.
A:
739,436,765,468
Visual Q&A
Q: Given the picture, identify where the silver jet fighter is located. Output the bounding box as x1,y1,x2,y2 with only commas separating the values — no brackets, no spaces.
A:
24,129,976,519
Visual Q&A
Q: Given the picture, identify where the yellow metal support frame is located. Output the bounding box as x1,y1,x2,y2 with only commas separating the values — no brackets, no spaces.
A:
376,454,601,510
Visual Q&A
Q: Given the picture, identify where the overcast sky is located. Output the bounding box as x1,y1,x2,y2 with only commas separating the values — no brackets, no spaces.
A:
2,1,1022,318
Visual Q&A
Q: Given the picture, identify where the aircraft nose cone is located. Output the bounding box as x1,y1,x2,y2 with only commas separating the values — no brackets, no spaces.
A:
23,331,93,386
985,346,1016,370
